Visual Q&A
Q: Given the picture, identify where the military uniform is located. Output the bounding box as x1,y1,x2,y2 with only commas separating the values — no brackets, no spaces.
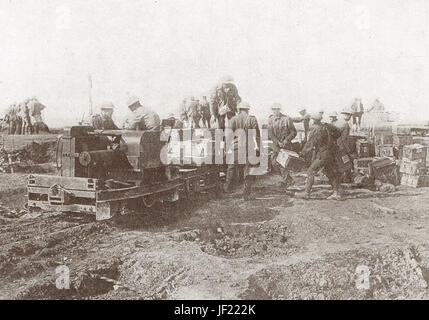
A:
268,112,297,186
124,105,160,131
199,98,211,128
336,115,355,182
19,102,32,135
92,114,118,130
224,103,260,200
180,98,201,128
12,104,22,135
351,99,364,129
209,87,223,128
209,80,241,129
300,121,341,197
292,112,311,142
28,99,46,134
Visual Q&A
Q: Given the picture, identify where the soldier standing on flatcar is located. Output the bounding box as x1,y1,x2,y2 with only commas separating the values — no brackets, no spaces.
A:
180,97,201,128
223,101,260,201
328,111,338,125
292,108,311,143
300,113,342,200
199,95,211,128
92,102,119,130
124,96,160,131
209,85,223,128
268,103,297,189
210,76,241,129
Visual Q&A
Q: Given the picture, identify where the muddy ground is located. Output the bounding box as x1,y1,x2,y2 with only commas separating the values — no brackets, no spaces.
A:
0,171,428,300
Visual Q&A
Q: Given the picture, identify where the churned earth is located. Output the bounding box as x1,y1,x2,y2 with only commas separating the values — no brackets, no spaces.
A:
0,171,428,300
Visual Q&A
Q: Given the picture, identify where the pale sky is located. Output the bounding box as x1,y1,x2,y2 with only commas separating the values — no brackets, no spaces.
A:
0,0,428,127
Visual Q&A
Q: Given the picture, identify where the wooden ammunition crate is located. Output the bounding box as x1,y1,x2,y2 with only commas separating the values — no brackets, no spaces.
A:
276,149,305,172
399,160,427,176
335,151,353,173
371,158,400,186
392,126,412,136
393,135,413,146
400,174,429,188
402,144,427,161
375,134,393,146
412,137,429,146
375,144,395,158
353,157,373,175
356,140,373,158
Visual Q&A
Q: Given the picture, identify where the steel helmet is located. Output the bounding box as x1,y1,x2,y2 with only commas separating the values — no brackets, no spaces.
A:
238,101,251,110
271,103,282,110
126,96,140,108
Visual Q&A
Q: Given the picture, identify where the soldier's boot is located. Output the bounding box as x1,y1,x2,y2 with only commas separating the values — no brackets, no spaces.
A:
326,174,342,200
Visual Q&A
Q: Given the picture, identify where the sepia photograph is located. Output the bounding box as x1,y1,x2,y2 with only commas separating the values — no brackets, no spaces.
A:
0,0,428,307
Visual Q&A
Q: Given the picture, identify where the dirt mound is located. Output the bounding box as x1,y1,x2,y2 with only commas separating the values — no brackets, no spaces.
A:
173,221,297,259
0,141,57,172
18,258,121,299
240,246,429,300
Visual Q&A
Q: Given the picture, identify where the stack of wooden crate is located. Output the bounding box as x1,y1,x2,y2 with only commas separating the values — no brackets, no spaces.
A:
400,144,429,188
373,133,396,158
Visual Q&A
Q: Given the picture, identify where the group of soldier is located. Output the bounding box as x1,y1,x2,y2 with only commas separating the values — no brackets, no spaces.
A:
89,97,161,131
1,98,48,135
265,103,360,201
178,75,242,130
78,76,382,201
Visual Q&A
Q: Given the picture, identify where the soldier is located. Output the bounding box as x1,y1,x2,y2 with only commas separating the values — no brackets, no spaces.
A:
368,98,384,112
328,111,338,125
192,98,201,128
224,101,260,200
199,95,211,128
123,96,160,131
166,113,183,129
19,101,32,135
336,108,354,182
4,104,14,135
292,108,311,143
92,102,119,130
351,98,364,132
180,97,200,128
13,103,22,135
28,98,47,134
179,98,188,126
300,113,342,200
268,103,297,189
209,85,224,128
210,76,241,129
